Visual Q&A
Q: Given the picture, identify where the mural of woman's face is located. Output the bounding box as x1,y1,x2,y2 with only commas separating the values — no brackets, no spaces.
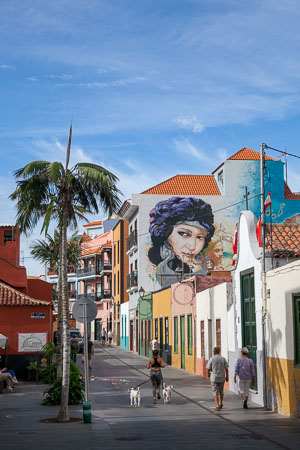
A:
167,224,207,264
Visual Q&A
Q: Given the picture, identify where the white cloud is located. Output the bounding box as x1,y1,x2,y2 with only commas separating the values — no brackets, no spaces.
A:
32,138,93,166
27,76,39,82
79,76,146,89
45,73,73,80
174,116,204,133
172,138,210,162
0,64,15,70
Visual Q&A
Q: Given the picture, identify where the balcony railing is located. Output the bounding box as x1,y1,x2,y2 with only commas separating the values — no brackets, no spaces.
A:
48,265,76,276
126,230,138,254
77,265,101,277
126,270,138,290
77,293,102,302
99,259,112,272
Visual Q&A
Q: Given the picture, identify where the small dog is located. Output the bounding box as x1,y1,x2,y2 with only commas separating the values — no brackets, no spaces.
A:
163,383,174,404
128,387,141,407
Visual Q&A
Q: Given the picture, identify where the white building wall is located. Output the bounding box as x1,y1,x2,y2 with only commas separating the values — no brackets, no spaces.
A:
230,210,264,406
266,260,300,360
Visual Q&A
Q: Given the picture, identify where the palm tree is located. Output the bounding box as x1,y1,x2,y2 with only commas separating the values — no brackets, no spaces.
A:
31,230,88,378
10,126,121,422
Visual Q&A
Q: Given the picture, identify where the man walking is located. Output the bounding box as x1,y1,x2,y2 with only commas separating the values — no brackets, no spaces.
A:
206,346,229,411
234,347,255,409
101,328,107,346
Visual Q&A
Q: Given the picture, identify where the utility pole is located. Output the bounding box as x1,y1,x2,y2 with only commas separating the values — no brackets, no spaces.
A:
244,186,250,210
260,143,268,410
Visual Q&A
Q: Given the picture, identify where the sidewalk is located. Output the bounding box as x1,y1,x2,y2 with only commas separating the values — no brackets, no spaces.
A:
0,345,299,450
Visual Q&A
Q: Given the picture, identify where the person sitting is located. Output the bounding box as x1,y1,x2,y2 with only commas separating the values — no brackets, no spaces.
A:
0,371,14,392
0,367,18,384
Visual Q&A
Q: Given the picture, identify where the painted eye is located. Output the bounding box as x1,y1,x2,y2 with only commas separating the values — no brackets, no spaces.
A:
197,235,205,240
178,231,190,237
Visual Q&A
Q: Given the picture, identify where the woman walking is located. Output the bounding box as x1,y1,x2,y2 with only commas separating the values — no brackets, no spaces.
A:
147,349,165,404
234,347,255,409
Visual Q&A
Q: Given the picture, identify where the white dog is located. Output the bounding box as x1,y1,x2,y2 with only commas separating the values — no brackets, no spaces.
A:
163,383,174,404
128,387,141,407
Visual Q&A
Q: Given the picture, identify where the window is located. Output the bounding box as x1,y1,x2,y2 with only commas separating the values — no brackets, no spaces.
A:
155,319,158,339
113,274,116,295
117,240,120,265
117,271,120,295
160,318,164,348
218,170,224,188
293,295,300,367
114,244,116,267
216,319,221,351
4,229,14,245
141,320,144,344
135,259,138,270
174,317,178,353
165,317,169,350
200,321,205,358
187,314,193,355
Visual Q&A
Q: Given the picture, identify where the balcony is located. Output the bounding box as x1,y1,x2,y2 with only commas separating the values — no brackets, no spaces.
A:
126,270,138,293
48,265,77,277
77,293,102,302
99,259,112,273
126,230,138,255
98,289,112,301
76,265,100,278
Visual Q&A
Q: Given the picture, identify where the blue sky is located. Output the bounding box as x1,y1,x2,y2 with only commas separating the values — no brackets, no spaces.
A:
1,0,300,275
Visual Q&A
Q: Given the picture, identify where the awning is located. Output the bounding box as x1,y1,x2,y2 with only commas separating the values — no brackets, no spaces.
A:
0,333,8,349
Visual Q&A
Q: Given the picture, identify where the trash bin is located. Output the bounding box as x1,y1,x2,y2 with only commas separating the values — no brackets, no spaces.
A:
83,401,92,423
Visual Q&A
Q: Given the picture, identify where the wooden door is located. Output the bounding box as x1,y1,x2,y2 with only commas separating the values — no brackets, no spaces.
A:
241,271,257,389
180,315,185,369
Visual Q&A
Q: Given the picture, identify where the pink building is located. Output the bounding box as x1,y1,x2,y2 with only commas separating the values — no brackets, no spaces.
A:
77,229,113,340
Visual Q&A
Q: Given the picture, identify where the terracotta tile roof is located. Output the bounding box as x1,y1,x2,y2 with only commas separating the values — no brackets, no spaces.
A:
265,222,300,256
212,147,278,174
81,247,101,256
195,274,231,292
141,175,221,195
83,220,103,228
0,282,51,306
81,240,112,256
284,182,300,200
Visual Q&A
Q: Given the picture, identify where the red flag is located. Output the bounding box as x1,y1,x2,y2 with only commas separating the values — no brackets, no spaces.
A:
256,216,262,247
264,192,271,211
232,224,238,266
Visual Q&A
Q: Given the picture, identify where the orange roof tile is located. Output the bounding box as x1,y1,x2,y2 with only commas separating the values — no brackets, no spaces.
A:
141,175,221,196
83,220,103,228
0,282,51,306
284,182,300,200
81,247,101,256
212,147,278,174
265,222,300,257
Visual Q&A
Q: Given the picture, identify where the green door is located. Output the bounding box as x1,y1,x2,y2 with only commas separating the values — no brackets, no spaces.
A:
294,295,300,366
241,271,257,389
95,319,102,341
180,315,185,369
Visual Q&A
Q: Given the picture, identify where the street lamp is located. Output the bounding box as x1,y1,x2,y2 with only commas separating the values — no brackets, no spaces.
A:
139,286,145,297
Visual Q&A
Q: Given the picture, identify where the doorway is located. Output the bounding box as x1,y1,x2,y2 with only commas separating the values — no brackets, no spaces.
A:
241,270,257,390
180,315,185,369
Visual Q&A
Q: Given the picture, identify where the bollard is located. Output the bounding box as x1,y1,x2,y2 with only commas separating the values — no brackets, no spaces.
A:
83,401,92,423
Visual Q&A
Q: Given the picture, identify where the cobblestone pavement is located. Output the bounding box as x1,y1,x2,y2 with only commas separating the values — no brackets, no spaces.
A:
0,344,299,449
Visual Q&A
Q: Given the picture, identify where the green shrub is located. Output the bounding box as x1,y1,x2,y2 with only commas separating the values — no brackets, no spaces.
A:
42,362,85,405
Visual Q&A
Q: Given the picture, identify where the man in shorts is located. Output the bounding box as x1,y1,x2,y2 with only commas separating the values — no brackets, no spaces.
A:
234,347,255,409
101,328,106,346
206,346,229,411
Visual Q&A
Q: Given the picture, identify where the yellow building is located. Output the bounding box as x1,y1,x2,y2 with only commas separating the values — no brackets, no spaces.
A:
152,287,172,365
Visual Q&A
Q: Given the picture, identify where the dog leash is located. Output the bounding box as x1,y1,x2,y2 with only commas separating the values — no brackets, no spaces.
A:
133,378,151,390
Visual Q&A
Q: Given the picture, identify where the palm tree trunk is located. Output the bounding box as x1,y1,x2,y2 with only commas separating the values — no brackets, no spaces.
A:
57,210,70,422
56,227,63,379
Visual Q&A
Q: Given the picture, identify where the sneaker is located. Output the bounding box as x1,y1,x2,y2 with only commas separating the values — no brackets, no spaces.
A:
243,400,248,409
220,403,223,409
8,387,13,393
215,406,221,411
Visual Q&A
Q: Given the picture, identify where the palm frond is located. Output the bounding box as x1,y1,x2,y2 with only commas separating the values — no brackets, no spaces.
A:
13,161,50,179
65,124,72,171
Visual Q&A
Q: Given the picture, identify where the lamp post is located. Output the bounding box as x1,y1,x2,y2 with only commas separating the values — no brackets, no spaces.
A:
139,286,145,297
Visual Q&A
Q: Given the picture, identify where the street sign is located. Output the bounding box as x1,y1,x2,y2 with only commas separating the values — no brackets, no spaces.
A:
72,297,98,323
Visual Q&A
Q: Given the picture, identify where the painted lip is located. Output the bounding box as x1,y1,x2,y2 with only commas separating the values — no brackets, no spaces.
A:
181,252,194,259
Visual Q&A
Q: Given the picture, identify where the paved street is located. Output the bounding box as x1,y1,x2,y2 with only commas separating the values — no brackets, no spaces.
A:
0,344,300,449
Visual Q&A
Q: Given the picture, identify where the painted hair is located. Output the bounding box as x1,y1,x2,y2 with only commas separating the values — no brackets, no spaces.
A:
148,196,215,266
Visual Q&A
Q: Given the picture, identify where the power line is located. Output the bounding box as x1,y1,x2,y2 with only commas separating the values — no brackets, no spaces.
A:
264,144,300,160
